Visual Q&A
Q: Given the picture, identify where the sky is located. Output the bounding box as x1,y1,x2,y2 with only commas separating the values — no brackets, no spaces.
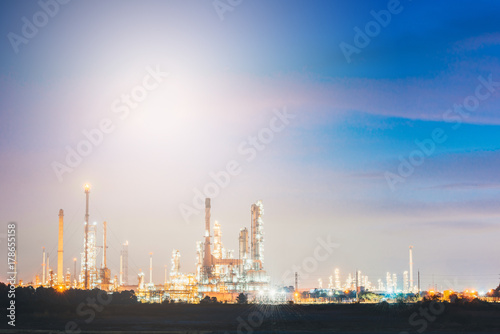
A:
1,0,500,292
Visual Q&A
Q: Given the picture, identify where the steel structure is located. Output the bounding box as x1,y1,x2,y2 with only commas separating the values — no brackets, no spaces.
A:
57,209,64,285
121,241,129,285
195,198,269,294
80,184,98,289
409,245,414,293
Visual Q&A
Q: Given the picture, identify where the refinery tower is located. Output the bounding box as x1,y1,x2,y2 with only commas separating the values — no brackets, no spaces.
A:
196,198,269,293
80,184,98,289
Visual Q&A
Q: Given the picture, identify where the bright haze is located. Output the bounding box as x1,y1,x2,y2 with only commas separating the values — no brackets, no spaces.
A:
1,0,500,291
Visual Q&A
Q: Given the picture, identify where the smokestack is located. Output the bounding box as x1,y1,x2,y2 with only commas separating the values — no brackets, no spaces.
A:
239,228,249,275
119,254,123,286
103,221,107,268
57,209,64,285
203,198,212,269
409,246,414,293
205,198,211,237
121,241,129,285
73,258,77,286
251,200,264,270
149,252,153,285
46,253,50,282
42,247,46,286
84,184,90,289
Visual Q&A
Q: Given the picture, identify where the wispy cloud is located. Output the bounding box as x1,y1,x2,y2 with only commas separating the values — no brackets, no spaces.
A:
454,33,500,51
411,220,500,232
420,182,500,191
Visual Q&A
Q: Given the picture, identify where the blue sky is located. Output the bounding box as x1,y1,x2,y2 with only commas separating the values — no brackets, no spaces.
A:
1,0,500,291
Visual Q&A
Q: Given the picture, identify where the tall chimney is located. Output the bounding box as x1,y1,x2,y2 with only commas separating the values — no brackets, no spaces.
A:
46,253,50,283
119,254,123,286
103,221,107,268
42,247,46,286
73,258,77,286
203,198,212,269
409,246,414,293
84,184,90,289
149,252,153,285
57,209,64,285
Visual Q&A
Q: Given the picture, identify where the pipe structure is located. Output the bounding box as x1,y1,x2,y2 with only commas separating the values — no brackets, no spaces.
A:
84,184,90,289
46,254,50,283
409,246,414,293
149,252,153,284
119,254,123,286
103,221,107,268
73,258,77,286
202,198,212,275
251,201,264,270
57,209,64,285
121,241,129,285
42,247,46,286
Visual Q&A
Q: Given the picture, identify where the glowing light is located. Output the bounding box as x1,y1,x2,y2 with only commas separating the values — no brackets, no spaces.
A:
84,183,90,191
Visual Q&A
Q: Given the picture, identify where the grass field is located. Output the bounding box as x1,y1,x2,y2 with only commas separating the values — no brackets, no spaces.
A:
2,300,500,333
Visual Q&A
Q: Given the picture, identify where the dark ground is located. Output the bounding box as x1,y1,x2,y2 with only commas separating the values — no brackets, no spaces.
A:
2,300,500,333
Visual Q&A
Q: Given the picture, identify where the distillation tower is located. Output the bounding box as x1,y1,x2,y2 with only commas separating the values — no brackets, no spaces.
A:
80,184,98,289
195,198,269,293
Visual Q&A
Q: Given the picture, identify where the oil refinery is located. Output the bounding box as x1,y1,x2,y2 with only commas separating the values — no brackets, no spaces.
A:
20,184,495,304
30,184,271,302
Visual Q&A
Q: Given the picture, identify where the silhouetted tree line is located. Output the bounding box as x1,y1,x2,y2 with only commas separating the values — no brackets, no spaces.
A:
0,283,137,307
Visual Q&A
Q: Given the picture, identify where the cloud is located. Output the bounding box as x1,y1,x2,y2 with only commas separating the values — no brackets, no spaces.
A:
420,183,500,191
454,33,500,51
411,220,500,232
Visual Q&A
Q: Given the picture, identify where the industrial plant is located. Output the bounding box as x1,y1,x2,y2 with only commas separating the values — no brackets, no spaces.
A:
31,184,270,302
21,184,492,304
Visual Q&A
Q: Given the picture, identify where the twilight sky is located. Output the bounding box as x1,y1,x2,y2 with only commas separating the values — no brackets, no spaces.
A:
1,0,500,292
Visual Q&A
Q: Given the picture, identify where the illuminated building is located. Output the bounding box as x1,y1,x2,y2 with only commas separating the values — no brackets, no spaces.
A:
196,199,269,295
334,268,341,290
403,271,409,293
409,246,414,293
57,209,64,286
80,184,98,289
386,272,392,293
